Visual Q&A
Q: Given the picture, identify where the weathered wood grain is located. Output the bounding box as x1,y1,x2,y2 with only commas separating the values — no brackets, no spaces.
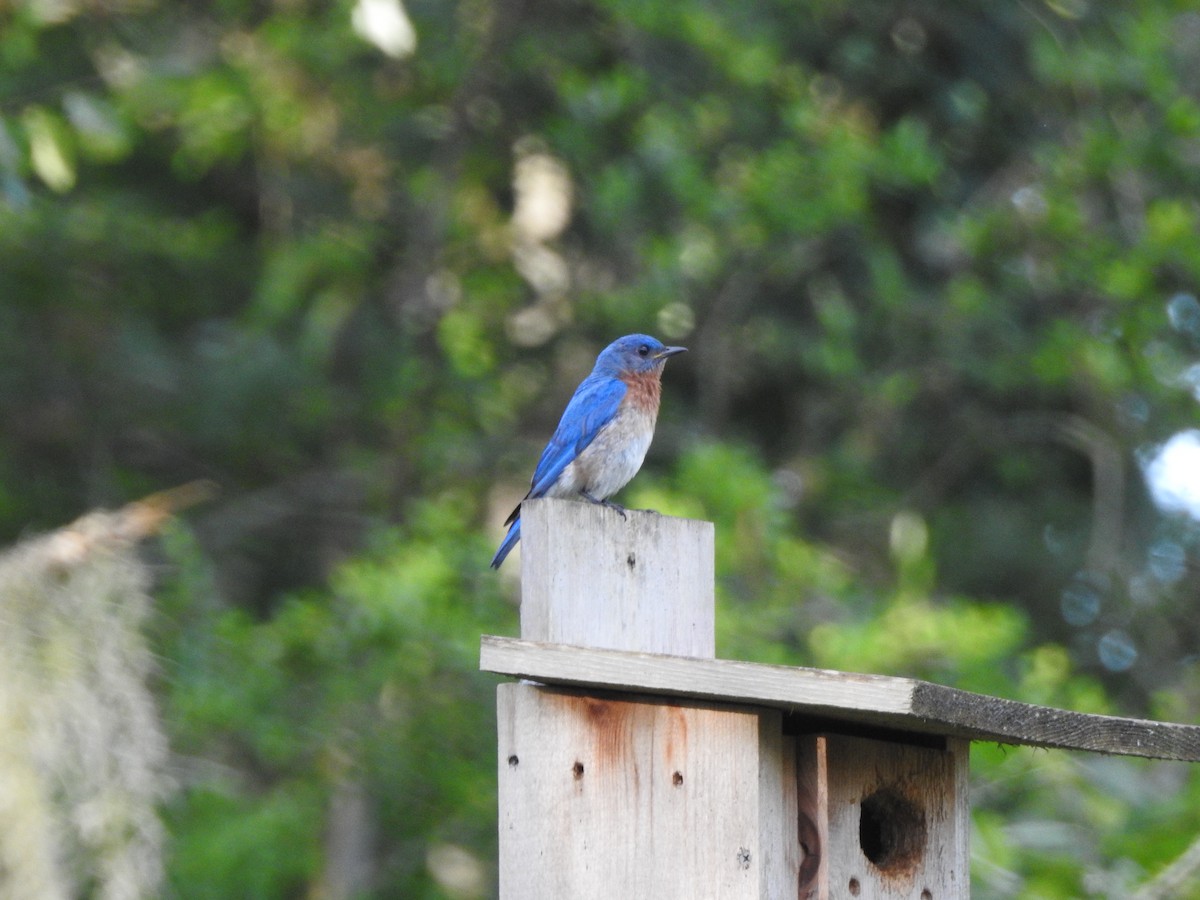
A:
481,636,1200,761
519,498,715,657
497,682,799,899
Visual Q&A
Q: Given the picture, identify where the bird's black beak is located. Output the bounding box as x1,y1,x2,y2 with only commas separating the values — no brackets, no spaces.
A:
654,346,687,360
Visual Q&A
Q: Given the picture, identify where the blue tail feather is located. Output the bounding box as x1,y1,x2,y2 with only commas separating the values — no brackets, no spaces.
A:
490,516,521,569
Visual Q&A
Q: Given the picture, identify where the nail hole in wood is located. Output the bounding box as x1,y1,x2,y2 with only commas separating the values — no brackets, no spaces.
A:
627,553,636,569
672,771,683,786
848,877,861,896
572,760,584,779
507,755,519,767
921,891,933,900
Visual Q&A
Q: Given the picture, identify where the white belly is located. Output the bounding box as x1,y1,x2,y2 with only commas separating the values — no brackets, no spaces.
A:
548,408,656,500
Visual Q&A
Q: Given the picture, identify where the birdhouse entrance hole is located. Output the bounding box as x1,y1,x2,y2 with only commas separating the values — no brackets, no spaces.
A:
859,786,926,874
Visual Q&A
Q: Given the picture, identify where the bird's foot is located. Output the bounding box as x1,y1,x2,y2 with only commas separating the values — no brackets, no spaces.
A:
606,500,628,519
581,491,627,519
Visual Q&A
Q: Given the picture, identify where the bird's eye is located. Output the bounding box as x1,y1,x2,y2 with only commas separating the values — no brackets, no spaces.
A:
637,344,650,357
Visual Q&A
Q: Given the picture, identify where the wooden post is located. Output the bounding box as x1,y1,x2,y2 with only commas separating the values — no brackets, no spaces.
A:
518,498,715,657
499,499,793,898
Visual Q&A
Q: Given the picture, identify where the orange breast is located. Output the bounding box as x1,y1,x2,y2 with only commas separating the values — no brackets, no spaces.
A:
620,369,662,414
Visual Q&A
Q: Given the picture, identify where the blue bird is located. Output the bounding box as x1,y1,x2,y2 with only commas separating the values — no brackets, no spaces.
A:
490,334,687,569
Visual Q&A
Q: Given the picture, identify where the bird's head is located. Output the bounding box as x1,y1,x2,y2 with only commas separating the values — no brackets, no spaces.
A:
594,334,687,377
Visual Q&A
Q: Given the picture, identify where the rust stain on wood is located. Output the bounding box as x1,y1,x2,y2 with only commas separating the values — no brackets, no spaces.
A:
663,704,688,765
582,696,630,770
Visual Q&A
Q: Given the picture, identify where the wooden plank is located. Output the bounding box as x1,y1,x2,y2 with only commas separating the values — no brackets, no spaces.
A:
497,682,799,899
480,636,1200,761
909,682,1197,760
759,724,802,899
519,499,715,657
485,636,916,716
948,738,972,897
796,734,826,899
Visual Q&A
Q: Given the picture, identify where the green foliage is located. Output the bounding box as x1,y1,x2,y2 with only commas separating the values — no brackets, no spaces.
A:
4,0,1200,895
156,503,511,896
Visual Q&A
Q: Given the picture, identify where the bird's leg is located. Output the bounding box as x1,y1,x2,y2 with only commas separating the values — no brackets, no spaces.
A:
580,490,627,519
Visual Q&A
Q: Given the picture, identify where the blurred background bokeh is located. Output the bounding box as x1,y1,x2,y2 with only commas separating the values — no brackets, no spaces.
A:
2,0,1200,896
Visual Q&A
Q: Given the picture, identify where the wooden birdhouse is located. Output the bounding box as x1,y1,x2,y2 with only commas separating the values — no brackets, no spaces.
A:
481,500,1200,899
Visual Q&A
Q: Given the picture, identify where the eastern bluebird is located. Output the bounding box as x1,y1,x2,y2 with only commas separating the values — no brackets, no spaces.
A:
490,334,687,569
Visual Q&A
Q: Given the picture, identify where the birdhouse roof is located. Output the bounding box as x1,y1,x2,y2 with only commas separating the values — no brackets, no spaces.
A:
481,636,1200,761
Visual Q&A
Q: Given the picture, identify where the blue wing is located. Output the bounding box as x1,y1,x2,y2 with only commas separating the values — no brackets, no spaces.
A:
491,373,626,568
527,374,627,499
